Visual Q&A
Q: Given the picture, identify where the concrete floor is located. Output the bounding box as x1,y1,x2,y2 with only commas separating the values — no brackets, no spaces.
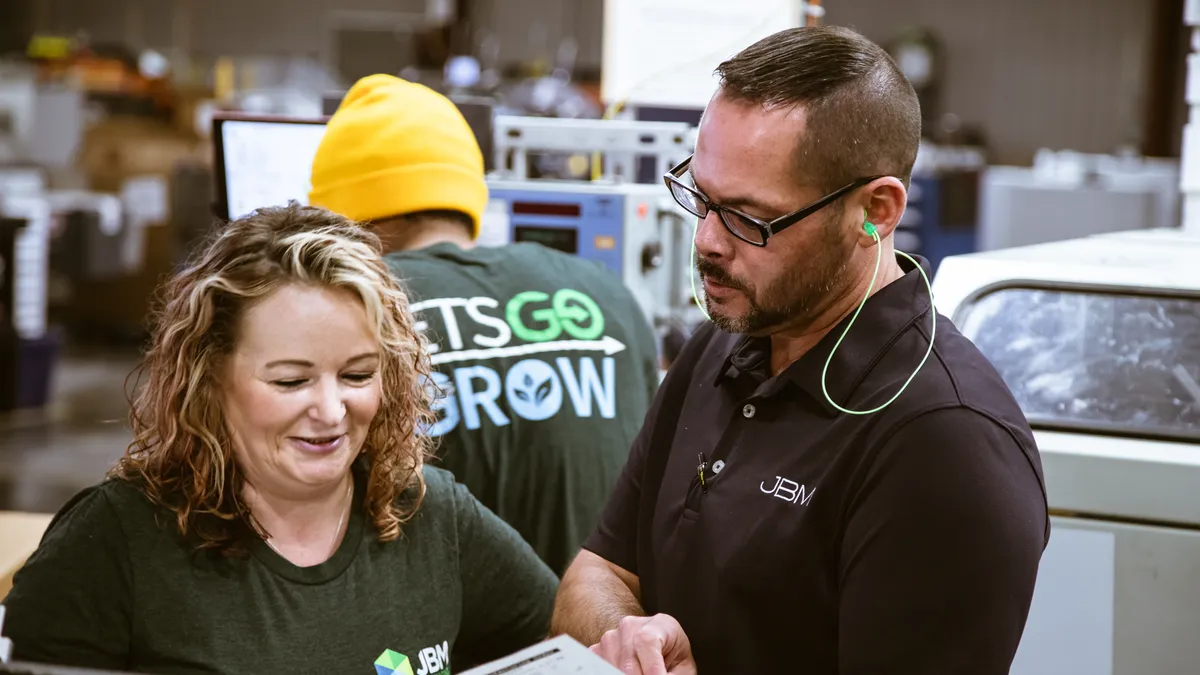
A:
0,348,140,513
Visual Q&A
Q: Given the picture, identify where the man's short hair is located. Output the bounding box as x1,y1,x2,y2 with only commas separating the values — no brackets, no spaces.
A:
715,26,922,190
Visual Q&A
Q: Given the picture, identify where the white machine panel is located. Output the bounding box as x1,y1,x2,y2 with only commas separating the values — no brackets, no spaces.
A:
979,158,1179,252
1011,525,1115,675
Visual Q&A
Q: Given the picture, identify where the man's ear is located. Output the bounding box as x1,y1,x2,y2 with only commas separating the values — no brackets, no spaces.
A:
855,178,907,247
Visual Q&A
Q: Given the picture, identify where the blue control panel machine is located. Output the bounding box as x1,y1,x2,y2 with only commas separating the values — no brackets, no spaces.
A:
486,186,627,276
482,179,692,327
896,174,979,275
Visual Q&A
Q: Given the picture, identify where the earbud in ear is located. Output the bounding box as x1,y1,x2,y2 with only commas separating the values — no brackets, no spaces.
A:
862,209,878,237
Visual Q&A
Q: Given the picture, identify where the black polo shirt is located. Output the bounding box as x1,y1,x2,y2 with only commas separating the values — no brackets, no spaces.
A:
584,254,1050,675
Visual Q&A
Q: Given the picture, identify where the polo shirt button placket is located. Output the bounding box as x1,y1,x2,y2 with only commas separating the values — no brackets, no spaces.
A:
742,403,757,419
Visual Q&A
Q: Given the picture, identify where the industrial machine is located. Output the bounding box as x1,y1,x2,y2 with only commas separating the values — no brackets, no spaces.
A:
484,115,698,328
211,113,702,332
933,229,1200,675
896,171,980,275
978,153,1179,253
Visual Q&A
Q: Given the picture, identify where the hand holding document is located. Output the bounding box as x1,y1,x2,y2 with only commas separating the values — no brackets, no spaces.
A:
460,635,621,675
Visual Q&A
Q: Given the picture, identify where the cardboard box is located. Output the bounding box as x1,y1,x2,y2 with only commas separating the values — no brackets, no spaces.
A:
79,118,203,193
173,87,217,139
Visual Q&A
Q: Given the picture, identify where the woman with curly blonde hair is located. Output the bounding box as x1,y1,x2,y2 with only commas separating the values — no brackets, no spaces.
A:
3,203,557,674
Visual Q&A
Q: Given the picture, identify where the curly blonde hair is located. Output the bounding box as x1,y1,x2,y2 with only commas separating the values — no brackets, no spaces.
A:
111,203,435,555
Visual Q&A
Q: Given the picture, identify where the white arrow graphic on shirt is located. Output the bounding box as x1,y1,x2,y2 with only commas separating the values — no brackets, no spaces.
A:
429,335,627,366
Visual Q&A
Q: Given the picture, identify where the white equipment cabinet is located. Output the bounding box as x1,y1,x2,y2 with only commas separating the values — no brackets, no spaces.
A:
934,229,1200,675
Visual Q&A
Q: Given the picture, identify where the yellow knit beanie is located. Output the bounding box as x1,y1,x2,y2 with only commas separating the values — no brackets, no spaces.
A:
308,74,488,237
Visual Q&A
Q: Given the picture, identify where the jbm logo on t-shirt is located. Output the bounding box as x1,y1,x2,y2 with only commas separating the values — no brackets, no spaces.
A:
414,288,624,436
375,641,450,675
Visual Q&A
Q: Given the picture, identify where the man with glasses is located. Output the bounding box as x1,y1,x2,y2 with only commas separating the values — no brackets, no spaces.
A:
552,26,1048,674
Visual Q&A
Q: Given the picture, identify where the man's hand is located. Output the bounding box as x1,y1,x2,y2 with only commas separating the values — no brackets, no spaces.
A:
589,614,697,675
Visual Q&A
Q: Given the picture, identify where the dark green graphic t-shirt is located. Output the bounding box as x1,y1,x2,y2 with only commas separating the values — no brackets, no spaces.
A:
3,468,557,674
386,242,660,575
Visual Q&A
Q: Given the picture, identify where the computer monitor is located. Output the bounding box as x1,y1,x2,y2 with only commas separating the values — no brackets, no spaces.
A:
211,115,329,222
449,96,496,173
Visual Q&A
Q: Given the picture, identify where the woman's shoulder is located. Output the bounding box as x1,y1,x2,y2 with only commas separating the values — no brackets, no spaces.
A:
409,465,466,518
400,464,496,539
404,465,530,553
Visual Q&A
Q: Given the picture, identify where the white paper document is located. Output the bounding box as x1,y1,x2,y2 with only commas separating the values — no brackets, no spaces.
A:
460,635,621,675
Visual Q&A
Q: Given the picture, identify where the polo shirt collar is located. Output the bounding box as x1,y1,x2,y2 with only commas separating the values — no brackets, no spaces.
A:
715,253,934,415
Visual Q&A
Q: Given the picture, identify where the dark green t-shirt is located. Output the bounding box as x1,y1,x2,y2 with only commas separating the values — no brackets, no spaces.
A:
2,466,557,674
385,243,659,576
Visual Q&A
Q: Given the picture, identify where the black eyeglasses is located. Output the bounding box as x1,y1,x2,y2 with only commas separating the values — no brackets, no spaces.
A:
663,155,883,247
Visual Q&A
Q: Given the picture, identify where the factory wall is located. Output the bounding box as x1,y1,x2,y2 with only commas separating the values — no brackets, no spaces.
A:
0,0,34,56
30,0,1167,165
826,0,1158,165
40,0,426,63
470,0,604,74
35,0,602,75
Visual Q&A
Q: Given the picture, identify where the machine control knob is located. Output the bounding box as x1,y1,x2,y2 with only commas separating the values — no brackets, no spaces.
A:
642,242,664,271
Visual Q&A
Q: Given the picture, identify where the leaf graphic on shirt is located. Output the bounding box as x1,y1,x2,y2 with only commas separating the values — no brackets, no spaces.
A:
524,373,534,388
515,389,530,402
535,378,552,404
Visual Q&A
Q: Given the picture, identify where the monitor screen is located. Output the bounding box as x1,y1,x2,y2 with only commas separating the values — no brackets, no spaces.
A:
513,225,578,254
213,117,329,221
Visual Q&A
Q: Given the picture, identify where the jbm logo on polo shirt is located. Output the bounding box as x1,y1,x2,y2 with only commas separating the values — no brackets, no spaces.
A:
761,475,817,506
413,289,624,437
375,641,450,675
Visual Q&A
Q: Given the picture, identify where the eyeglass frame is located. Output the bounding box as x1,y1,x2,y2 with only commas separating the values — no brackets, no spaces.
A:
663,154,884,247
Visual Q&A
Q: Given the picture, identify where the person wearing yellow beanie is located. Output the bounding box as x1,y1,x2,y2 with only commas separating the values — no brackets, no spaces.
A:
308,74,660,584
309,73,488,249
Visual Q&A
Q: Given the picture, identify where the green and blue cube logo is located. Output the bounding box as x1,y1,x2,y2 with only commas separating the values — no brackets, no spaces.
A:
375,649,415,675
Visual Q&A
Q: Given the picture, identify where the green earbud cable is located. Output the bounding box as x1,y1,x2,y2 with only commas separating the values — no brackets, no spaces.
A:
820,219,935,415
688,213,937,414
